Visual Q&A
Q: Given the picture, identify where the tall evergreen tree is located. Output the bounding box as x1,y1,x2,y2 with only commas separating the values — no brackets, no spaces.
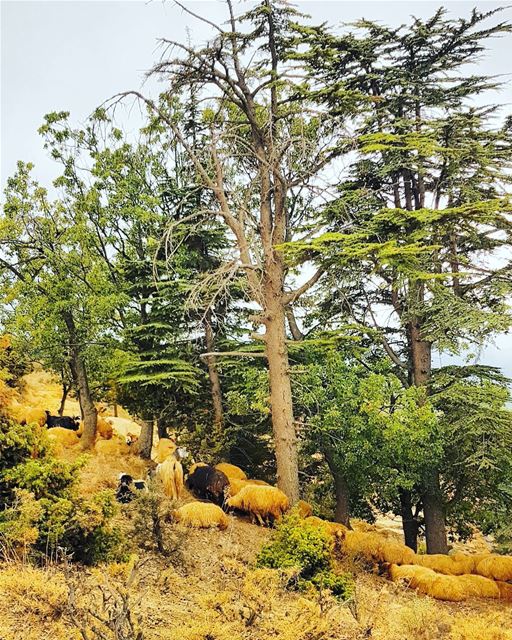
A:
290,8,512,550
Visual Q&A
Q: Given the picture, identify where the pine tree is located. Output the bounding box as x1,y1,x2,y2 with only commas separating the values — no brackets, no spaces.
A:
290,8,512,550
116,0,359,500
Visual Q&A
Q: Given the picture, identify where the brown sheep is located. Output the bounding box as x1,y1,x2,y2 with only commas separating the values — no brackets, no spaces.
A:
188,462,208,475
337,529,416,566
94,435,132,457
228,477,270,497
46,427,80,448
226,485,289,526
186,465,230,506
386,563,512,602
414,552,477,576
473,554,512,582
296,500,313,518
172,502,229,530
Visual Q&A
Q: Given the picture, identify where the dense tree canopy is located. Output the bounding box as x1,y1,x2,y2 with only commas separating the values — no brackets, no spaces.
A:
1,0,511,554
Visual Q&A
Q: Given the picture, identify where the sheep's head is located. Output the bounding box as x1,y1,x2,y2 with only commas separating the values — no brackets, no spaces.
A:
176,446,189,460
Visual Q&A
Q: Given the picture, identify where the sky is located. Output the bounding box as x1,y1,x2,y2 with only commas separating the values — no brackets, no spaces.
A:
1,0,512,376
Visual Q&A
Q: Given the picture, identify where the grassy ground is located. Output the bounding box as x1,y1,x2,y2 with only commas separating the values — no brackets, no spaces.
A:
1,371,511,639
1,508,511,640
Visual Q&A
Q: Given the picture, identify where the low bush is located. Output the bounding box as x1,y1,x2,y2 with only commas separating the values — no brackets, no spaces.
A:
257,513,354,600
0,416,126,565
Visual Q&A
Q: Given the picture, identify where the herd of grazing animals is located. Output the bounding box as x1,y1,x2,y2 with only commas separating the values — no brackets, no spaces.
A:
6,400,512,604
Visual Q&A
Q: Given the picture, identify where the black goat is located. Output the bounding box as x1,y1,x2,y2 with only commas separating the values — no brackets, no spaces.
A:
185,465,230,507
44,410,80,431
115,473,147,504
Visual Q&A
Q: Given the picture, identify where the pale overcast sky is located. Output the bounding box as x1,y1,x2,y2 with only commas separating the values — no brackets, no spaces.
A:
1,0,511,376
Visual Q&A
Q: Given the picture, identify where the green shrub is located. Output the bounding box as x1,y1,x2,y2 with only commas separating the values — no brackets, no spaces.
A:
0,417,127,565
309,569,355,600
0,489,42,555
2,455,86,500
257,513,332,578
257,513,354,600
493,523,512,555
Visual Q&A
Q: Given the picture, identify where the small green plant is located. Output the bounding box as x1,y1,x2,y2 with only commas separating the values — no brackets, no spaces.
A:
126,481,186,561
0,417,126,565
257,513,354,600
493,523,512,555
309,570,355,600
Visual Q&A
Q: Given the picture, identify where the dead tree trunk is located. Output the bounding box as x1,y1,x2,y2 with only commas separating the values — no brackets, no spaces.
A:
204,311,224,432
63,311,97,449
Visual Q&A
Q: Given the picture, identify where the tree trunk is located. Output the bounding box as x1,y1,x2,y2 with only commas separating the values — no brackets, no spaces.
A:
409,317,448,552
333,474,350,527
63,311,97,449
57,381,70,417
399,489,419,552
324,447,351,527
263,266,299,503
422,472,449,554
157,419,168,440
138,418,154,460
204,312,224,431
409,322,432,387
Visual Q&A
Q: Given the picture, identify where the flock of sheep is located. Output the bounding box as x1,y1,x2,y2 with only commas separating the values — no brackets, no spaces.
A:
153,440,298,528
8,402,512,604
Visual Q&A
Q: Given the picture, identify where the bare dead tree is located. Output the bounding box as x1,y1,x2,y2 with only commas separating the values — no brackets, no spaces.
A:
111,0,347,501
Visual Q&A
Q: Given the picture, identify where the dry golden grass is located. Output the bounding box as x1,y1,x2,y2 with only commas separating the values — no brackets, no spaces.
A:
2,370,511,639
12,367,131,420
0,564,80,640
2,518,511,640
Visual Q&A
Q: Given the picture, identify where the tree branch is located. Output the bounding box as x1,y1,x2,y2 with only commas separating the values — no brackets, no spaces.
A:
283,268,325,304
199,351,267,359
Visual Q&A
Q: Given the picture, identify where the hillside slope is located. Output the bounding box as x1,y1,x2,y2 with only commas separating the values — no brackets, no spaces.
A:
1,513,511,640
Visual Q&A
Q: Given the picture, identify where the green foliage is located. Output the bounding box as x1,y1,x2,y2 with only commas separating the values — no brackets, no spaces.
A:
309,569,355,600
257,513,354,600
2,455,85,500
0,418,126,564
0,418,52,503
257,513,333,578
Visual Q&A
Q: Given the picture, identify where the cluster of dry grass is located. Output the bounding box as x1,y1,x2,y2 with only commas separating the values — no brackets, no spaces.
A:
1,517,511,640
1,370,511,638
6,367,131,422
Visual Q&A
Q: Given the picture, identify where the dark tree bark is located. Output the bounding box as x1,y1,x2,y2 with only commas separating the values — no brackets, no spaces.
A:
324,447,351,527
138,418,154,460
422,472,449,554
204,311,224,431
409,311,448,553
399,489,420,552
57,380,70,417
157,419,168,440
63,311,97,449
